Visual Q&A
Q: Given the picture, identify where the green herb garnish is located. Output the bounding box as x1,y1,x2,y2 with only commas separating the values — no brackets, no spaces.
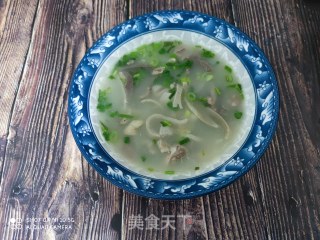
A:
148,168,154,172
224,65,233,73
109,111,134,119
97,89,112,111
124,136,130,144
204,73,214,81
168,88,176,99
195,167,200,170
197,97,210,107
132,68,148,86
201,49,215,58
187,92,197,101
118,113,134,119
226,75,233,83
214,87,221,96
234,111,243,119
179,137,190,145
181,59,193,68
100,122,118,142
109,69,118,80
228,83,244,98
101,122,111,141
180,76,191,84
165,170,175,175
158,41,181,54
141,156,147,162
117,51,139,66
167,101,179,111
153,69,174,88
160,120,172,127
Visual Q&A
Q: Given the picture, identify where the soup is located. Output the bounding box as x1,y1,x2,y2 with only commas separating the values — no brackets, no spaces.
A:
93,41,246,178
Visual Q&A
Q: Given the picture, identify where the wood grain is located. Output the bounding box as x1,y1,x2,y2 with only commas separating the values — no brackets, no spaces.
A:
0,0,127,239
0,0,319,239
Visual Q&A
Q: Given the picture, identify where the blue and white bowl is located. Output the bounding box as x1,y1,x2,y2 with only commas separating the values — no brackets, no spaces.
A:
68,10,279,199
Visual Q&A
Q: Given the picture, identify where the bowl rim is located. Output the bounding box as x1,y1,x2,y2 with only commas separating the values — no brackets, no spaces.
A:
68,10,280,199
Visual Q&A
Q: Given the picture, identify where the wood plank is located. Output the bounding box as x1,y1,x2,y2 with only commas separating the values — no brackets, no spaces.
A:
0,0,40,135
0,0,40,201
231,0,320,239
0,0,127,239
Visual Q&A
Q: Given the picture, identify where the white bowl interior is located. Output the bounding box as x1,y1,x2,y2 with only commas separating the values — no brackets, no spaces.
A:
89,30,256,180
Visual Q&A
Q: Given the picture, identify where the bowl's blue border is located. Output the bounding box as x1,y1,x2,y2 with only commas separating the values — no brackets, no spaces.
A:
68,10,280,199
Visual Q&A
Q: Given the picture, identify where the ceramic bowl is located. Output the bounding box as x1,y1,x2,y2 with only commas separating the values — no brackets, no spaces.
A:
68,10,279,199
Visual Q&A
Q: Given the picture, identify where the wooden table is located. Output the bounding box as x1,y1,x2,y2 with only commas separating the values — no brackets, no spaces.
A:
1,0,319,239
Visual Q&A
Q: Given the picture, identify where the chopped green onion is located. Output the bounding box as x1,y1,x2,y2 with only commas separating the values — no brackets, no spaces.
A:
197,97,210,107
97,89,112,111
150,59,160,67
187,92,197,101
179,137,190,145
118,113,134,119
141,156,147,162
109,111,134,119
204,73,214,81
228,83,244,98
168,88,176,99
165,59,193,72
160,120,172,127
133,73,140,79
150,42,163,50
195,167,200,170
124,136,130,144
180,76,191,84
169,53,177,59
165,170,175,175
159,48,166,54
117,51,139,66
181,59,193,68
224,65,233,73
226,75,233,82
165,62,176,67
132,69,148,86
148,167,154,172
100,122,118,142
109,111,118,117
234,111,243,119
216,61,220,64
109,69,118,80
201,49,215,58
100,122,111,141
167,101,179,111
153,69,174,88
158,41,181,54
214,87,221,96
152,139,158,144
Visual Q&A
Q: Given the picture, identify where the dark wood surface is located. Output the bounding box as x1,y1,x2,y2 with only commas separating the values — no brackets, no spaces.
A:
0,0,319,239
